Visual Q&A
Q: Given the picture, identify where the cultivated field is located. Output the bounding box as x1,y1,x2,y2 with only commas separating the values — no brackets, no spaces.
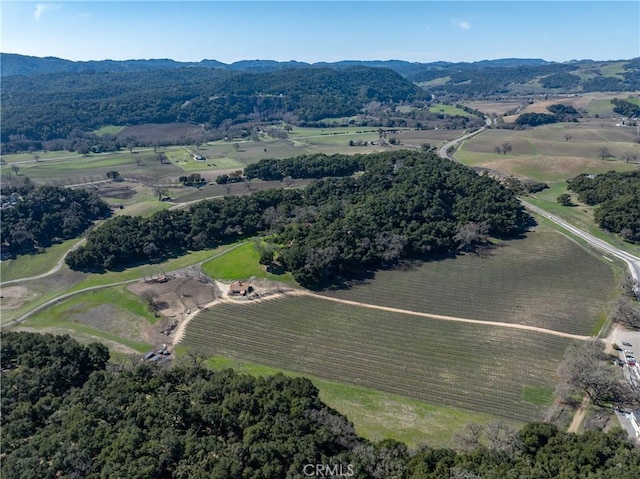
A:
182,294,574,422
203,355,514,447
321,224,617,336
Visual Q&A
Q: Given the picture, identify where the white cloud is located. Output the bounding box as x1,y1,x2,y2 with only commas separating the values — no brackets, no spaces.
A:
452,19,471,31
34,3,61,21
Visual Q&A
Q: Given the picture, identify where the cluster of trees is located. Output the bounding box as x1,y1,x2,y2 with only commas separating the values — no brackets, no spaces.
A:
66,151,529,288
514,104,580,127
216,170,245,184
1,66,428,153
3,331,640,479
567,171,640,242
244,153,368,181
0,184,111,255
558,341,633,407
501,176,548,195
178,173,207,187
514,112,558,127
612,98,640,118
546,104,581,121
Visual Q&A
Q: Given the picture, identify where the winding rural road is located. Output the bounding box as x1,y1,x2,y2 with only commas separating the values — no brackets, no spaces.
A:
1,238,87,286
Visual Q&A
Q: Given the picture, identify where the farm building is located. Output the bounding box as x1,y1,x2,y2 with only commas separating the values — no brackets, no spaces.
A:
193,154,205,161
229,281,252,296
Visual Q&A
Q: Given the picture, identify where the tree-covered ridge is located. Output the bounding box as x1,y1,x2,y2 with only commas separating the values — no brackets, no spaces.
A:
567,171,640,242
0,66,428,152
66,151,529,287
0,184,112,255
2,332,639,479
612,98,640,118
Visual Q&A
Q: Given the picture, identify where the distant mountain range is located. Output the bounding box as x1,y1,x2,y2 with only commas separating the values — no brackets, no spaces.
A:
3,53,638,97
0,53,555,77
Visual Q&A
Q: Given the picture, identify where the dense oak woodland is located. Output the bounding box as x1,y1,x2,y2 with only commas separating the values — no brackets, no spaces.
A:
567,171,640,242
2,332,639,478
0,185,112,255
65,151,529,287
0,66,427,153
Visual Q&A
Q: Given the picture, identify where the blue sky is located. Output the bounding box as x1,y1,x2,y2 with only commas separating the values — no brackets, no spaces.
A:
2,1,638,63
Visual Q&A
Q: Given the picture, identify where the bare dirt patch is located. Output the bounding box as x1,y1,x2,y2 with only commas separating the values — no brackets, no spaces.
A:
127,267,223,347
97,184,137,199
0,286,39,309
67,303,148,339
462,101,524,116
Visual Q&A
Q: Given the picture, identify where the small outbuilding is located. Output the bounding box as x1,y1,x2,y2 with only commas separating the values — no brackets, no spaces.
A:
229,281,252,296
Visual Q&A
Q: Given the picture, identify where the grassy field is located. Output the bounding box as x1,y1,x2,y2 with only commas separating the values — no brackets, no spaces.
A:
0,238,80,282
0,149,182,184
455,122,640,257
182,294,573,423
322,224,617,336
428,104,476,117
203,356,517,447
93,125,125,136
201,241,297,285
17,285,154,353
0,268,87,325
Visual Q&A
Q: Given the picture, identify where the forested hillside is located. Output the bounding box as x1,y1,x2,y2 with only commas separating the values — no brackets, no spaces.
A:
2,332,639,479
65,151,529,287
0,66,427,153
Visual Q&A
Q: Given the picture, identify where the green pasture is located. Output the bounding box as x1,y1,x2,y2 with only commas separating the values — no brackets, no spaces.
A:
19,285,153,352
456,124,639,183
428,104,475,117
201,241,297,285
1,151,85,163
0,150,181,184
596,62,627,78
0,268,87,326
323,224,617,336
183,295,575,423
0,238,80,283
585,99,615,117
522,386,554,406
203,356,517,448
114,198,172,218
93,125,125,136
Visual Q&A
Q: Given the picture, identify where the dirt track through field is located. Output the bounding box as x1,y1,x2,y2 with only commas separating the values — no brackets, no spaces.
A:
302,292,592,340
567,395,590,433
176,289,592,343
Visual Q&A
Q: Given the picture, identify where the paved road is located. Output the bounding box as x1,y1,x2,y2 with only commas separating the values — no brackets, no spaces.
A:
437,127,640,299
438,125,488,160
